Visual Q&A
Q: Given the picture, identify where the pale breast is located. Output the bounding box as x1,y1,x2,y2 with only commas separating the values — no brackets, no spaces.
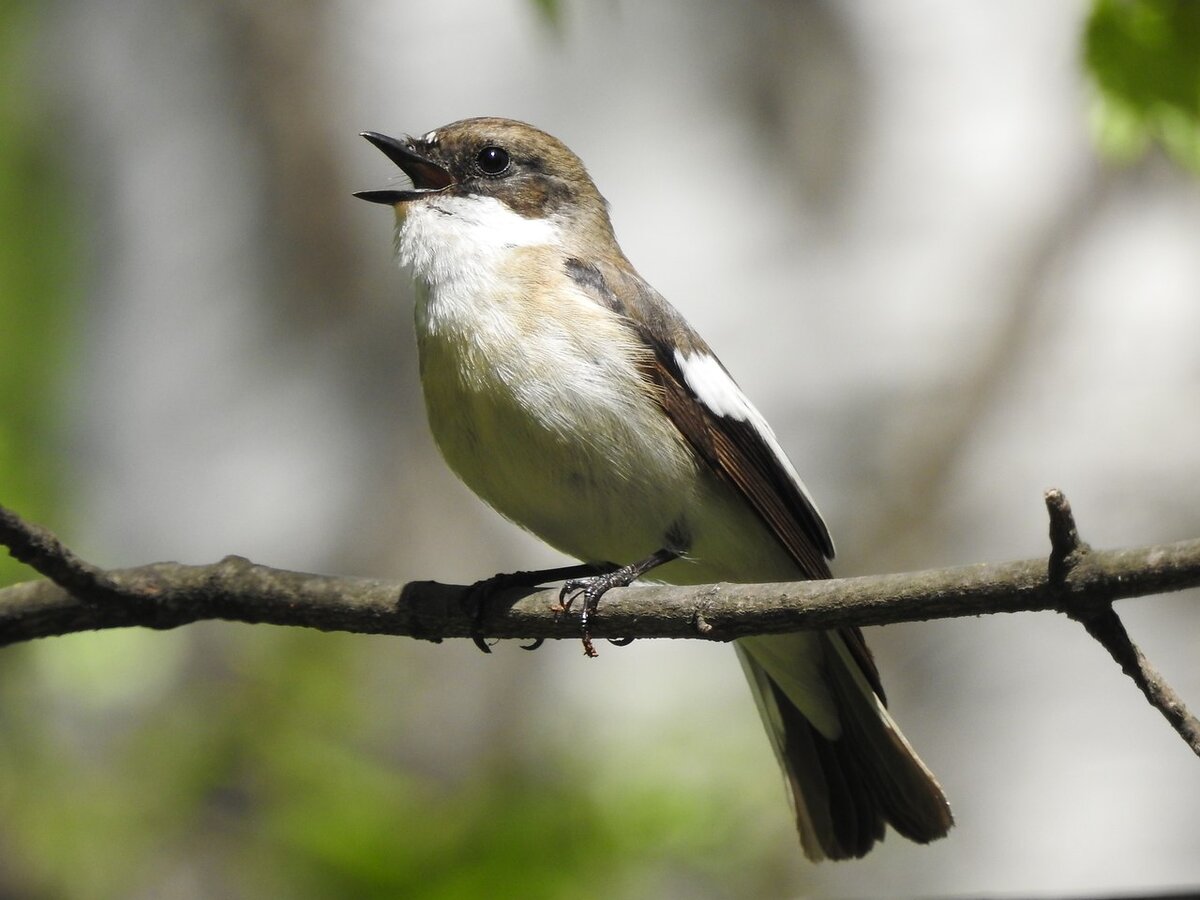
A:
414,245,703,565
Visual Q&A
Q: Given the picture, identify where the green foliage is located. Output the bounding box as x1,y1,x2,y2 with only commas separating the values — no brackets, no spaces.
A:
0,0,75,586
0,628,774,898
1084,0,1200,172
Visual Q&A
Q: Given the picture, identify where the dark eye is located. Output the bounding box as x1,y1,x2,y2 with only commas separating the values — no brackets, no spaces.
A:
476,145,510,176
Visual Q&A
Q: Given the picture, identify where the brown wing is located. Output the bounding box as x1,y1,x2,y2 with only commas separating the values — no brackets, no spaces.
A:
565,256,833,572
565,256,887,700
645,353,832,579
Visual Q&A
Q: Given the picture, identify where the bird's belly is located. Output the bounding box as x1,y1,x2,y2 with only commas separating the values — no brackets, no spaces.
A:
420,340,798,584
418,320,693,567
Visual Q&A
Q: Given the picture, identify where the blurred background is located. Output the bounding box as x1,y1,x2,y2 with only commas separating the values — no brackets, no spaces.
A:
2,0,1199,896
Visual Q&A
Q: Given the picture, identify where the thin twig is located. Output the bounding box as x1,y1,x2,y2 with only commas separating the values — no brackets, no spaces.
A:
0,506,119,599
1045,487,1088,574
1043,490,1200,758
1072,604,1200,757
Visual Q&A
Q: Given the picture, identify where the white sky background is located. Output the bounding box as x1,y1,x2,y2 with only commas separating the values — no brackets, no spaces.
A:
43,0,1200,895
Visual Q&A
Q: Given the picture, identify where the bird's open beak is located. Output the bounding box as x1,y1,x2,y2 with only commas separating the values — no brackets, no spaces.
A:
354,131,455,205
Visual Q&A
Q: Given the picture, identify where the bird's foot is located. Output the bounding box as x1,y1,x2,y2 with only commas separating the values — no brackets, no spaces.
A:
557,549,676,656
463,563,611,653
463,571,537,653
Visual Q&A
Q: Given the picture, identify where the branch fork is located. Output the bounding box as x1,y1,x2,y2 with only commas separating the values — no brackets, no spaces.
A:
1041,488,1200,756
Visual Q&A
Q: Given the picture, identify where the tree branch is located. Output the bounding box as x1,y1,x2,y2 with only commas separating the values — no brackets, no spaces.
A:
1043,489,1200,755
2,493,1199,756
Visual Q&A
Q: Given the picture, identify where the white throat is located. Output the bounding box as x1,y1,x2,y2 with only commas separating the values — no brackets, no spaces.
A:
396,194,560,290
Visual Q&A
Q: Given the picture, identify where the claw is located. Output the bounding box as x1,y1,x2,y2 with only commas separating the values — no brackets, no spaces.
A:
560,549,679,657
460,563,609,653
556,580,586,614
520,638,545,651
463,581,499,653
472,636,496,654
556,574,612,657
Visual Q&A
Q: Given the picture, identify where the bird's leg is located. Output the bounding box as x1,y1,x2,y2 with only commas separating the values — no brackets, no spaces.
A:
465,563,616,653
559,548,679,657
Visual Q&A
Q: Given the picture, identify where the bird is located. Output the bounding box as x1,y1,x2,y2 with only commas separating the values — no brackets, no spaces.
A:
355,117,952,860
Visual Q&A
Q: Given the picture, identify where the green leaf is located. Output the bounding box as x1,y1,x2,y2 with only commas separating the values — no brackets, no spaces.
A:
1084,0,1200,172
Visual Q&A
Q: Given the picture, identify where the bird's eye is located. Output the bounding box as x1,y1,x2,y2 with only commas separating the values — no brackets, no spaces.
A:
476,145,510,176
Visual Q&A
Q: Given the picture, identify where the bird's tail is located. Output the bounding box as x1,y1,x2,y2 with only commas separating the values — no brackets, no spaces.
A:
736,630,953,861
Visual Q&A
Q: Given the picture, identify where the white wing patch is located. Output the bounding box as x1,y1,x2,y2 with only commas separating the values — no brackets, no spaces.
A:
676,350,755,420
674,349,833,557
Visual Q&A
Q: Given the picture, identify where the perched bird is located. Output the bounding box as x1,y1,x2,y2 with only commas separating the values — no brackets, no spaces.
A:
356,117,952,860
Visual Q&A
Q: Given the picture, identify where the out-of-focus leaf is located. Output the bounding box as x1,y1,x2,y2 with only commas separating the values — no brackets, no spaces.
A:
0,0,74,587
1084,0,1200,172
531,0,560,26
